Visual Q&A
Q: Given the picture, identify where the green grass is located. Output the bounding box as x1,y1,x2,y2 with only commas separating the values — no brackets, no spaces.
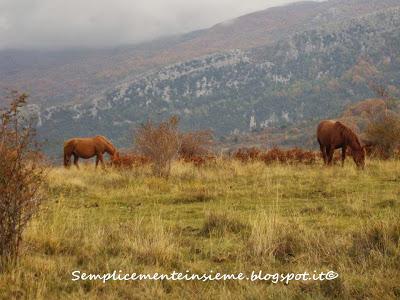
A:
1,159,399,299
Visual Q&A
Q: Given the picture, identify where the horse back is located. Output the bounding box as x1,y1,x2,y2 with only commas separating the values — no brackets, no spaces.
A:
63,139,78,154
94,136,115,153
64,137,95,152
317,120,337,145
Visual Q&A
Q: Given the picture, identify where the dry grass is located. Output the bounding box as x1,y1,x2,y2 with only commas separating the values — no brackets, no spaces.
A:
0,159,399,299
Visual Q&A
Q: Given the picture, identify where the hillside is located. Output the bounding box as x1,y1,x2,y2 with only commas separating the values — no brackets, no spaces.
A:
1,0,400,156
1,0,400,107
26,2,400,156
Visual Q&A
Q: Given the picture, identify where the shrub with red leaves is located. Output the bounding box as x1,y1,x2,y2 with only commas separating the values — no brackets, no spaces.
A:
179,130,214,160
234,147,320,165
233,147,262,162
112,151,150,169
0,92,46,267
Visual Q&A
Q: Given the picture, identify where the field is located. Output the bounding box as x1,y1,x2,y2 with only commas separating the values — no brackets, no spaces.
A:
0,159,399,299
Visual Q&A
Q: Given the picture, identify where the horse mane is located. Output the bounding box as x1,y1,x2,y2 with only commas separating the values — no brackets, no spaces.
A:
95,135,116,153
335,122,362,149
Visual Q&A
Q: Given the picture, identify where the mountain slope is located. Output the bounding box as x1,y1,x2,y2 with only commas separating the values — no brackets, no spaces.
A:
2,0,400,107
32,3,400,156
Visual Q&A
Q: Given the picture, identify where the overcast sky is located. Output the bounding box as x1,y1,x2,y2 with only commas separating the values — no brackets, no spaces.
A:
0,0,311,49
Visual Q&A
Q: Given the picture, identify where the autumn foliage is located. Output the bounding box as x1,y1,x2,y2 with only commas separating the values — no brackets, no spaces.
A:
233,147,320,165
0,92,46,268
111,152,150,169
134,116,181,176
179,130,214,160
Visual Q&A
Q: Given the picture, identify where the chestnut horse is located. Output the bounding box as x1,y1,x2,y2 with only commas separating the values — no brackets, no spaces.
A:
317,120,365,169
64,135,119,169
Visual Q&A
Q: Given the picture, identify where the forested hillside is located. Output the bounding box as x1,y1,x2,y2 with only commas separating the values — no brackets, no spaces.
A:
30,4,400,155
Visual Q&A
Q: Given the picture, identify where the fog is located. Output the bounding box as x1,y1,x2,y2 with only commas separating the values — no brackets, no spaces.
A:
0,0,310,49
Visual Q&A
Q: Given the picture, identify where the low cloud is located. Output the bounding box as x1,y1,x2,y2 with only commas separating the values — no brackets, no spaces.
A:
0,0,306,49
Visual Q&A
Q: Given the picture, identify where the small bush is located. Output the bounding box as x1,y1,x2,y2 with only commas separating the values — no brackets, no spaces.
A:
0,92,46,268
135,116,181,176
365,113,400,159
179,130,213,160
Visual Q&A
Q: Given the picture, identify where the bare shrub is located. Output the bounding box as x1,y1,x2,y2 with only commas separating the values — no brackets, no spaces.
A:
365,113,400,159
0,92,46,268
179,130,214,159
135,116,181,176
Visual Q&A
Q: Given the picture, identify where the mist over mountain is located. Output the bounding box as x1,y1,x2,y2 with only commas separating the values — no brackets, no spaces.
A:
1,0,400,156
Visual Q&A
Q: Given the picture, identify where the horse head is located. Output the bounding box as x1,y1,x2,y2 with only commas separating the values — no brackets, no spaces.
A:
110,150,120,165
352,147,366,169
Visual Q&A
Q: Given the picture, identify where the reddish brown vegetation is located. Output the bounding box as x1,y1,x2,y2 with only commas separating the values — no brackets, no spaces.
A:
112,151,150,169
0,92,46,267
112,144,361,169
135,116,181,176
262,148,319,165
133,119,215,172
178,130,216,167
233,147,262,162
179,130,214,160
233,147,319,165
364,143,400,160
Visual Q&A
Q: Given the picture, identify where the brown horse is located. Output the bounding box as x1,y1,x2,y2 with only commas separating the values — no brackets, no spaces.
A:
317,120,365,169
63,135,119,169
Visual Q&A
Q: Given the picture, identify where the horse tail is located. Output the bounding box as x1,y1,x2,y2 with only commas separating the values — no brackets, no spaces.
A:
64,153,69,167
63,140,75,167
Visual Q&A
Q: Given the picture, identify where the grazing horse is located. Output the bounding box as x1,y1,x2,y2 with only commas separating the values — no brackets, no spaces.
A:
317,120,365,169
63,135,119,169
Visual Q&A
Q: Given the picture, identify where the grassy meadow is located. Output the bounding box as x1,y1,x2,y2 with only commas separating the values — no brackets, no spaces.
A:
0,159,399,299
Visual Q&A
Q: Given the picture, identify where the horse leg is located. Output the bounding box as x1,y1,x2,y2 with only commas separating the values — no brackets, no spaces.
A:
64,153,71,168
319,143,327,165
327,146,334,166
99,153,105,169
73,154,80,169
95,153,105,169
341,146,347,167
